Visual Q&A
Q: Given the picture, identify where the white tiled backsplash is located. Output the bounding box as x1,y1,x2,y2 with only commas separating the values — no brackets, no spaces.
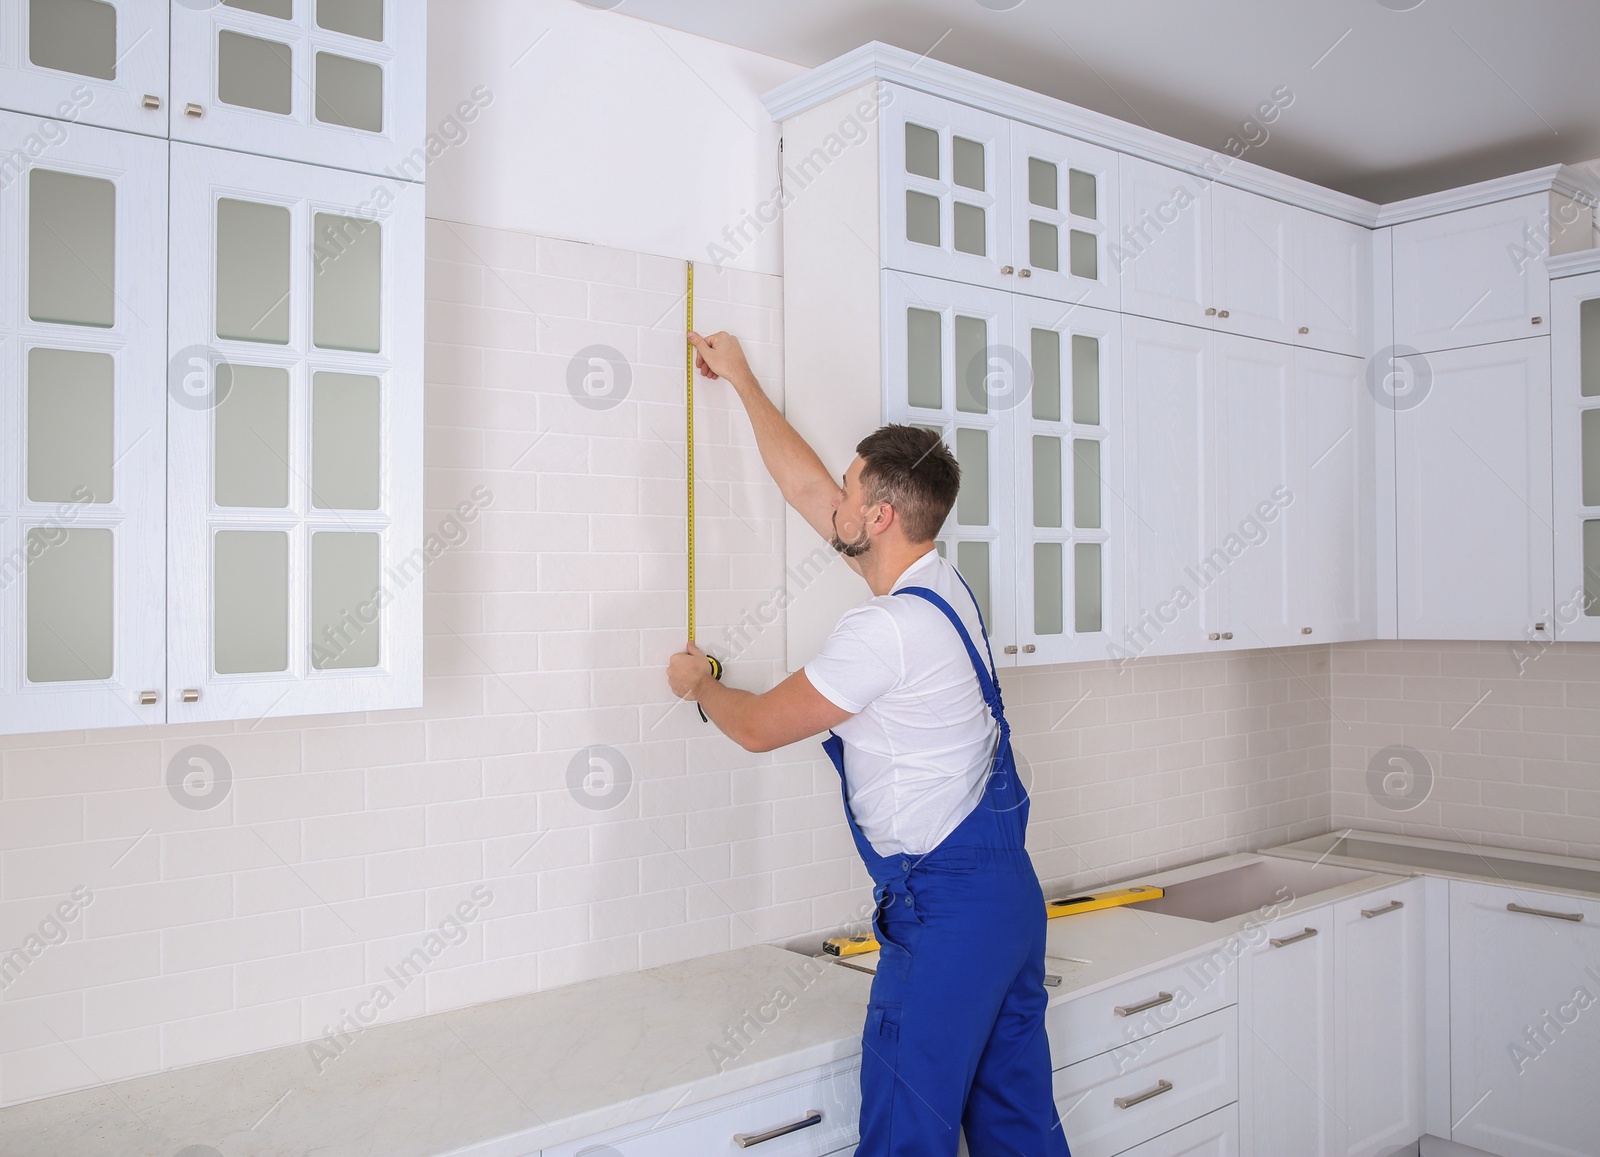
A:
0,220,1595,1108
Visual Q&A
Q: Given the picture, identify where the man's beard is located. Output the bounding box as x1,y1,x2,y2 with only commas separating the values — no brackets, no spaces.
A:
830,511,871,558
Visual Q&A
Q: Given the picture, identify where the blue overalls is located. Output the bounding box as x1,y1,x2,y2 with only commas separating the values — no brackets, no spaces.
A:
822,577,1073,1157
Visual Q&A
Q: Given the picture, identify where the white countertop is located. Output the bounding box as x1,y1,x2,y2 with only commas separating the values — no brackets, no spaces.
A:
0,944,873,1157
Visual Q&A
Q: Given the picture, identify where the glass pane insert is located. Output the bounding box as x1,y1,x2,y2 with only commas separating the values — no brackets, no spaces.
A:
955,427,988,525
216,198,291,344
953,202,985,256
1034,542,1063,636
312,531,381,669
1032,435,1062,528
1069,169,1098,219
218,31,293,115
29,0,116,80
1584,409,1600,507
1069,230,1098,280
313,214,382,352
215,530,289,673
1028,158,1057,209
956,541,990,625
907,308,942,409
313,372,381,509
27,527,113,682
28,169,114,328
1075,542,1103,633
28,348,113,504
952,137,984,190
315,52,383,132
955,315,988,414
215,365,290,508
1032,328,1061,422
1072,334,1101,425
905,123,939,179
1074,439,1102,529
318,0,383,40
1582,299,1600,398
1029,220,1058,272
1587,519,1600,616
906,190,939,247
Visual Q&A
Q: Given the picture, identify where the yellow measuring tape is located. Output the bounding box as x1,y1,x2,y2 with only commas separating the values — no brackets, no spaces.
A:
685,260,722,723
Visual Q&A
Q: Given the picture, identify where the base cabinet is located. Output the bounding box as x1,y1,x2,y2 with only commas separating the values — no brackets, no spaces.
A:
1120,1104,1240,1157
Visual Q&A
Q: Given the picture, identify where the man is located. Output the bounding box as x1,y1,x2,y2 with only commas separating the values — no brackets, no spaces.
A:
666,330,1072,1157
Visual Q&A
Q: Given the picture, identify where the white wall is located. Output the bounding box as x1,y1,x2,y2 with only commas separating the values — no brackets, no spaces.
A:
425,0,803,275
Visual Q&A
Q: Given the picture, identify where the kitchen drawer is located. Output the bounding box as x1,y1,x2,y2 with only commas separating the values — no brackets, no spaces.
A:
1047,948,1238,1070
1053,1007,1238,1157
543,1060,860,1157
1114,1102,1238,1157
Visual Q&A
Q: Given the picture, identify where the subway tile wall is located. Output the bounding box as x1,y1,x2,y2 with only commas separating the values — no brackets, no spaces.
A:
0,219,1554,1109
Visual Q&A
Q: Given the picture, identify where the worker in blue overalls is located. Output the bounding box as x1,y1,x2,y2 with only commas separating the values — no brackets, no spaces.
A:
668,331,1073,1157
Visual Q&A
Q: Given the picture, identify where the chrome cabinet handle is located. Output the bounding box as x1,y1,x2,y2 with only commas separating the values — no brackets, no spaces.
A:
1532,316,1544,325
1115,1079,1174,1110
1220,631,1233,640
139,690,159,705
1001,265,1015,275
1270,926,1319,948
182,689,201,703
1301,626,1313,635
1115,991,1173,1018
1360,899,1404,919
734,1109,821,1148
1217,309,1230,318
142,94,161,110
1508,902,1583,923
1208,632,1221,640
1298,326,1309,334
185,102,203,118
1004,644,1018,654
1205,307,1217,316
1018,268,1032,278
1022,644,1036,653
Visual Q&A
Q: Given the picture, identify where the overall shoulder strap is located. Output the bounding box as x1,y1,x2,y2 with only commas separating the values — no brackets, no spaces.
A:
895,584,1003,716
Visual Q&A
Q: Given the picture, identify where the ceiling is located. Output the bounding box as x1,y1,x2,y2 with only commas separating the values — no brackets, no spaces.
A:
585,0,1600,205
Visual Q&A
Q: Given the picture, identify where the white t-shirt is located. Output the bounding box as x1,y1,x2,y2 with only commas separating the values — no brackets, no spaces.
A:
804,549,999,857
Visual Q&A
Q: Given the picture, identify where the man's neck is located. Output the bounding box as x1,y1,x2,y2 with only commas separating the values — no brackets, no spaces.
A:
859,541,937,597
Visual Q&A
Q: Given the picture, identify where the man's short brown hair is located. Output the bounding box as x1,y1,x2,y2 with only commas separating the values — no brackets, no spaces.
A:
855,425,961,543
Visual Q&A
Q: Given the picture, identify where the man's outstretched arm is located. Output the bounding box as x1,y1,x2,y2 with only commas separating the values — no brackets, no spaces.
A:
668,644,850,753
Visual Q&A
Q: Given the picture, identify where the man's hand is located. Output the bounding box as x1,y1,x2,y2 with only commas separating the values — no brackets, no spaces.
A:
688,330,756,390
667,642,717,702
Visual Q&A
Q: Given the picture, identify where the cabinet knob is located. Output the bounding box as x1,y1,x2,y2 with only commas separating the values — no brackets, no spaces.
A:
1000,265,1014,275
1205,307,1217,317
1534,622,1547,632
1301,626,1313,635
139,690,159,705
1532,316,1544,326
1018,268,1032,278
1208,632,1221,641
142,94,161,111
1022,644,1036,653
1217,309,1230,319
1298,326,1309,335
185,103,203,118
1004,644,1019,654
181,689,201,703
1221,631,1233,640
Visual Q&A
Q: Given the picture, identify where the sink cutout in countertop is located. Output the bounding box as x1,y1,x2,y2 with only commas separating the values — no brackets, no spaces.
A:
1133,858,1379,923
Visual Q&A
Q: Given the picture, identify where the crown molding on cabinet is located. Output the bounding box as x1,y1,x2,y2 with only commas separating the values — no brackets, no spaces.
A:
1547,247,1600,280
1373,163,1600,228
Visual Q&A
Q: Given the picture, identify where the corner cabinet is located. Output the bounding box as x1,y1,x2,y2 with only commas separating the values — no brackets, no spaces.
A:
1551,261,1600,638
0,2,424,735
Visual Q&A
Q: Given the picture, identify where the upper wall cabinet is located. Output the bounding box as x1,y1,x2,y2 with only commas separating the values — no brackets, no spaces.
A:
0,110,167,734
1117,154,1213,330
166,142,423,723
1551,265,1600,640
883,86,1121,310
0,0,169,135
170,0,426,178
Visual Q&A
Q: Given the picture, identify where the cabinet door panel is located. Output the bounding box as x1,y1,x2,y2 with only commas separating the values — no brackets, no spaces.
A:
1009,121,1119,312
1121,315,1217,657
882,271,1016,658
1395,338,1553,640
1293,207,1372,357
1117,154,1212,329
0,109,165,734
1551,270,1600,639
880,85,1012,292
167,142,422,723
1211,185,1296,346
0,0,168,135
1393,194,1552,353
1449,879,1600,1157
170,0,425,178
1115,1104,1238,1157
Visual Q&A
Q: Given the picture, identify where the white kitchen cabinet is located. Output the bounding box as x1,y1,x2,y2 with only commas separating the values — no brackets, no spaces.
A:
1117,154,1214,329
1332,877,1425,1157
1117,1104,1239,1157
1211,184,1296,347
165,141,423,724
0,0,168,136
1009,121,1121,312
1394,337,1553,640
1239,908,1337,1157
0,109,167,735
1448,879,1600,1157
1292,206,1372,358
169,0,426,178
1550,267,1600,639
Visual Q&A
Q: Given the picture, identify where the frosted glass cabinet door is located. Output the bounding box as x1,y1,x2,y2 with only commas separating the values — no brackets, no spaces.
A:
1008,122,1120,313
1551,271,1600,641
0,0,168,135
0,110,166,735
881,271,1017,659
880,84,1014,293
1010,294,1122,664
166,142,422,724
170,0,425,178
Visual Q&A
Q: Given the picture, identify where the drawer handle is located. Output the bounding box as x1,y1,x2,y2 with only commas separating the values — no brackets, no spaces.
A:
1114,991,1174,1017
1360,900,1404,919
733,1109,822,1148
1115,1079,1174,1110
1270,927,1319,948
1508,902,1583,923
